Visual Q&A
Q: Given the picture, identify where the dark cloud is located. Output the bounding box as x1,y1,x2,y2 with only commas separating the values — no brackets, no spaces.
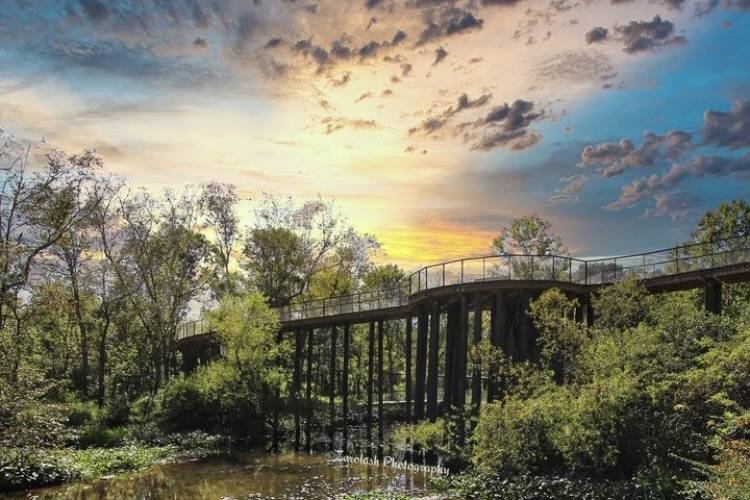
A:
79,0,109,24
477,99,542,130
265,37,284,49
382,88,394,96
585,27,608,44
193,37,208,49
702,100,750,149
409,117,449,135
606,153,750,210
615,16,686,54
366,0,384,8
579,130,693,177
641,192,700,220
417,8,484,45
480,0,524,5
391,30,408,45
533,50,614,84
471,129,541,151
433,46,448,65
447,93,492,116
400,63,413,77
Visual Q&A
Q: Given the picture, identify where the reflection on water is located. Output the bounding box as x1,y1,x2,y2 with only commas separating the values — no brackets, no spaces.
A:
4,452,434,499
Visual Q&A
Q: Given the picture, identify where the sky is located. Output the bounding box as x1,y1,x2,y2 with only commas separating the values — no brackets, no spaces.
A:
0,0,748,269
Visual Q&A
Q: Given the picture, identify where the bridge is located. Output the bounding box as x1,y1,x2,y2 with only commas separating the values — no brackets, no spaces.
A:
175,236,750,457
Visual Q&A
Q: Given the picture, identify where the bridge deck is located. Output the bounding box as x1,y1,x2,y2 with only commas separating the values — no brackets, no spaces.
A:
177,236,750,340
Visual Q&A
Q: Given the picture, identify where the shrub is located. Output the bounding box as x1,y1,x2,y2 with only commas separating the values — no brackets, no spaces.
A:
0,449,79,492
76,425,127,449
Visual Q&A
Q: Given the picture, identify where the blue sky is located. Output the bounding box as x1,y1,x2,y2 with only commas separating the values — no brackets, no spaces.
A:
0,0,748,266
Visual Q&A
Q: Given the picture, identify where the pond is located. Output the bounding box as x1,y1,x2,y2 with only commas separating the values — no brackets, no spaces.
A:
2,452,439,499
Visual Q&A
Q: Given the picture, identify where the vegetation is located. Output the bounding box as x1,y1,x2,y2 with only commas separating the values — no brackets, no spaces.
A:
2,128,750,498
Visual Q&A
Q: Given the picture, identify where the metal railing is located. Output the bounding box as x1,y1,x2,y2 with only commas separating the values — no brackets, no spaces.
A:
176,318,211,341
277,284,410,322
176,235,750,337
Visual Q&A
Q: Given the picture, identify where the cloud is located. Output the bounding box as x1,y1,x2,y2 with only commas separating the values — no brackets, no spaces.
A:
615,16,686,54
641,192,701,220
585,27,609,44
579,131,693,177
193,37,208,49
409,117,449,135
547,174,587,203
416,7,484,45
79,0,109,24
433,47,448,65
533,50,615,84
606,153,750,210
355,92,373,102
702,100,750,149
322,116,380,134
471,129,541,151
265,37,284,49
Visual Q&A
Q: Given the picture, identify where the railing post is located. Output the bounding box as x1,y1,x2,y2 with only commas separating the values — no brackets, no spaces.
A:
442,263,446,286
675,248,680,273
323,299,326,317
552,256,556,280
461,259,465,284
482,257,486,280
531,255,535,279
584,261,588,284
614,258,617,280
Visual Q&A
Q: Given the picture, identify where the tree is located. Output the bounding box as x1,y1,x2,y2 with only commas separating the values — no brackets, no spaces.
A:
491,215,565,256
691,200,750,245
242,194,374,307
199,183,242,299
0,135,101,382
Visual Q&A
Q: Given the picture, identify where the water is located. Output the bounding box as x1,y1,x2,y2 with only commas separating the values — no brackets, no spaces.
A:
3,452,437,499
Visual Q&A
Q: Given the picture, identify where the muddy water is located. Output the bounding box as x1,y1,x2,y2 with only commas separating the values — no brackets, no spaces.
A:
5,452,438,499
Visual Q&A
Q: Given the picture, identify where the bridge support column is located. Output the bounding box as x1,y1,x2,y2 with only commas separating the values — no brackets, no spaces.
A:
328,326,337,452
377,319,385,460
518,292,536,362
488,292,508,403
414,309,428,421
427,300,441,421
471,296,483,415
367,321,374,457
444,302,459,415
705,280,722,315
342,324,350,455
454,295,469,444
293,329,304,452
305,328,313,453
405,315,412,422
581,295,594,326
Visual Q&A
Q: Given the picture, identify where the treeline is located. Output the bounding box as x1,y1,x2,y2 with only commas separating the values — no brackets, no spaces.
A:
0,133,391,413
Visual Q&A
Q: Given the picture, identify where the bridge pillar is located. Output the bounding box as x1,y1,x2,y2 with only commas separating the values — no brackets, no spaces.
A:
444,302,459,414
705,280,723,315
305,328,313,452
471,295,483,415
405,315,413,423
581,294,594,326
518,292,537,362
454,295,469,444
342,324,350,455
367,321,375,457
488,292,509,403
377,319,385,460
328,326,337,452
427,300,441,421
293,329,304,452
414,308,428,421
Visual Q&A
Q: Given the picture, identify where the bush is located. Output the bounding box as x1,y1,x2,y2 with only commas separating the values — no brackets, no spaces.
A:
0,449,79,492
65,400,99,427
445,472,693,500
158,361,267,445
76,425,127,448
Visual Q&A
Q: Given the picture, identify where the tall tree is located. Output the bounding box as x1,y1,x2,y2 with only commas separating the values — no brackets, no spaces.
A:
199,182,241,299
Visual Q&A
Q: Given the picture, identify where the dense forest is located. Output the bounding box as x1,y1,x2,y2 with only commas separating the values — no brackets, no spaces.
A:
2,132,750,499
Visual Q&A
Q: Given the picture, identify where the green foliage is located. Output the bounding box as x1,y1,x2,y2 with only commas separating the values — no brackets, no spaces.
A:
444,472,686,500
530,289,587,382
393,420,445,452
591,275,651,330
68,446,176,479
0,449,80,492
76,425,127,449
158,361,268,444
491,214,565,256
